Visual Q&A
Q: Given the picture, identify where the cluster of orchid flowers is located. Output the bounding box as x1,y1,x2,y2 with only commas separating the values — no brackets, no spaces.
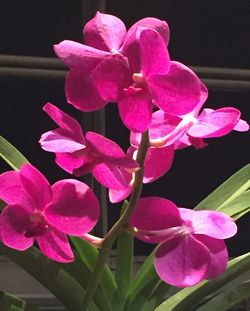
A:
0,12,248,288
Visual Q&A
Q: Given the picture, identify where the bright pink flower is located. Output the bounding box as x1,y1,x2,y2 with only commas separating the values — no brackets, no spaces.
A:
0,164,99,262
39,103,137,189
55,12,205,132
129,197,237,287
131,84,249,149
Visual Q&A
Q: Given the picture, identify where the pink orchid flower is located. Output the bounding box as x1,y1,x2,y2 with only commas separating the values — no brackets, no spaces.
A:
129,197,237,287
55,12,205,132
0,164,100,262
131,85,249,149
39,103,138,190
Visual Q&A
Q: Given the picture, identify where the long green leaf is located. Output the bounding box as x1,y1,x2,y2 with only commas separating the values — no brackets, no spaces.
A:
196,280,250,311
155,252,250,311
0,136,28,170
71,237,117,310
195,164,250,212
115,228,134,307
0,244,98,311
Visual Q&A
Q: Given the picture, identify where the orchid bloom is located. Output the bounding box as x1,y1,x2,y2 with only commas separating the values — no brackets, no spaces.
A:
55,12,205,132
129,197,237,287
39,103,138,191
131,84,249,149
0,163,100,262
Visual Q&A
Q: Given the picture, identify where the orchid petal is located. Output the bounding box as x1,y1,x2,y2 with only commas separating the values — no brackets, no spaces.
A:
109,186,132,203
118,90,152,132
45,180,99,235
37,229,74,263
155,235,211,287
0,171,34,209
43,103,85,141
86,132,137,169
93,163,131,189
189,107,241,138
143,146,174,183
55,153,85,174
91,56,131,102
233,118,249,132
195,235,228,279
125,17,170,46
0,205,33,251
84,12,126,52
40,129,85,153
54,40,108,71
130,197,181,233
66,70,107,112
20,164,52,211
148,61,205,115
179,208,237,239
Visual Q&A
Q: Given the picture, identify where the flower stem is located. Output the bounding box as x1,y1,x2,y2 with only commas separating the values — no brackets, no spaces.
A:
81,131,149,310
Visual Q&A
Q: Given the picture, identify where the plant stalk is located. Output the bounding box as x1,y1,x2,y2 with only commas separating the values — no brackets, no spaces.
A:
81,131,149,310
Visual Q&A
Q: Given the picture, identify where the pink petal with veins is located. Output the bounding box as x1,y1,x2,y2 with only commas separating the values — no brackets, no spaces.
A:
84,12,126,52
37,228,74,263
0,205,33,250
55,153,85,174
109,186,132,203
45,180,99,235
155,235,211,287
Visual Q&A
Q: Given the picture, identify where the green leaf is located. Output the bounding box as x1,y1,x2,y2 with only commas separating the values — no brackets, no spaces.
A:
124,249,160,309
71,237,117,310
0,244,98,311
196,280,250,311
195,164,250,213
0,135,29,170
115,203,134,307
155,252,250,311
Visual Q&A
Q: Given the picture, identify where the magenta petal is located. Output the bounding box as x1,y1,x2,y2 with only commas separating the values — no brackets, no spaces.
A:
91,56,131,102
139,28,170,76
0,205,33,251
143,146,174,183
86,132,137,169
43,103,85,141
54,40,108,71
55,153,85,174
37,229,74,263
45,180,99,235
20,164,52,211
189,107,241,138
93,163,131,189
118,90,152,132
155,235,211,287
40,129,85,153
109,186,132,203
66,70,107,112
180,208,237,239
130,197,181,232
148,61,205,115
234,118,249,132
195,235,228,279
84,12,126,52
125,17,170,46
0,171,34,209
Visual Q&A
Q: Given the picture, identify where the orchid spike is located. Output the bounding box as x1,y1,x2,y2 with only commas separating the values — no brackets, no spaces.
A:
0,164,100,262
129,197,237,287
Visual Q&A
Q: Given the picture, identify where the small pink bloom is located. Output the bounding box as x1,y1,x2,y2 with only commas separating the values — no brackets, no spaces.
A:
0,164,100,262
39,103,138,188
129,197,237,287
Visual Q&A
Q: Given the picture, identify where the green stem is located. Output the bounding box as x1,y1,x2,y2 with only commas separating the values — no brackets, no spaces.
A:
81,131,149,310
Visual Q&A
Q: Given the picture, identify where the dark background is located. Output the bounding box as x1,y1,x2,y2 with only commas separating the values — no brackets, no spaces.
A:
0,0,249,256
